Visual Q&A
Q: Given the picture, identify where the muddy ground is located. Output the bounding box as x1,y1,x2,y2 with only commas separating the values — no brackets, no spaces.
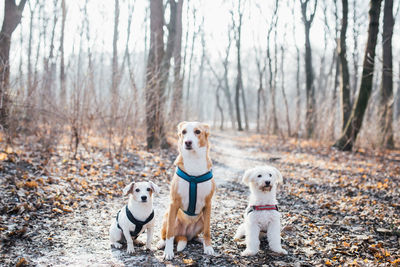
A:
1,131,399,266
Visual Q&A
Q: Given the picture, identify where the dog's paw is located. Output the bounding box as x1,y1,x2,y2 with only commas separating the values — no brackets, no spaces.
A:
272,248,288,255
176,240,187,252
233,233,243,241
157,240,166,250
163,249,174,260
127,245,135,254
203,245,215,256
112,242,122,249
241,249,258,256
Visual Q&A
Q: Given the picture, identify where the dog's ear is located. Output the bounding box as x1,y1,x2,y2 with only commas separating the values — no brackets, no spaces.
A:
149,181,160,194
123,182,135,195
242,169,254,185
177,121,187,135
273,167,283,183
201,123,210,136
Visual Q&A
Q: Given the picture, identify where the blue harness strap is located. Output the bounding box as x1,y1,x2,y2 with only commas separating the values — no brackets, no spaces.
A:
176,167,213,216
116,206,154,239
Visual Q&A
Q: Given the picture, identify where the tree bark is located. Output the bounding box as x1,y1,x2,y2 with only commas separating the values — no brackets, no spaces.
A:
338,0,351,131
380,0,394,148
333,0,382,151
145,0,165,149
222,27,236,129
111,0,119,117
59,0,66,109
266,0,279,134
171,0,184,123
0,0,27,127
281,44,292,137
300,0,317,138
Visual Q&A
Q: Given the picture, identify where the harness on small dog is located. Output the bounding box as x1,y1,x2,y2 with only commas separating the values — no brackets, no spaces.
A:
116,205,154,239
247,205,279,214
176,167,213,216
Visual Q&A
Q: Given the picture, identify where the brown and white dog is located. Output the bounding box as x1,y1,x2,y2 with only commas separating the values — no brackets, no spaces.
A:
158,121,216,259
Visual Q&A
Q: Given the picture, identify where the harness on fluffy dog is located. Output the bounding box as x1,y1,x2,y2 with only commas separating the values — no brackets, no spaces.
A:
176,167,213,216
247,205,279,214
116,206,154,239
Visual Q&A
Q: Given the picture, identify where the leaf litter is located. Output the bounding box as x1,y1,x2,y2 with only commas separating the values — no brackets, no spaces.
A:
0,131,399,266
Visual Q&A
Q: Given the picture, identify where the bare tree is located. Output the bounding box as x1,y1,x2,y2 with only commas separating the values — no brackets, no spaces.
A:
185,6,197,114
338,0,351,130
300,0,317,138
0,0,27,126
334,0,382,151
280,26,292,137
255,46,266,133
59,0,67,108
111,0,120,118
146,0,164,148
232,0,248,131
171,0,184,123
222,25,236,129
265,0,279,134
380,0,394,147
291,1,301,135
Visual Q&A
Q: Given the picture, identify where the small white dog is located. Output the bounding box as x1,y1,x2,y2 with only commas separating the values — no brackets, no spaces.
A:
234,166,287,256
109,181,159,253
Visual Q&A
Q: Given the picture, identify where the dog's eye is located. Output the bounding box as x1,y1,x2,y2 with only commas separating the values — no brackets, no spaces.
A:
182,129,187,135
194,129,201,134
257,174,262,178
135,188,140,192
147,188,151,192
269,173,272,177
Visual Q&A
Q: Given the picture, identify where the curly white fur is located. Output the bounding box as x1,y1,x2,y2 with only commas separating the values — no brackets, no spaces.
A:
234,166,287,256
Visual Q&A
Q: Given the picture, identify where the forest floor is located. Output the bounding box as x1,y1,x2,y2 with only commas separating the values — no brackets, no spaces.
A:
1,130,400,266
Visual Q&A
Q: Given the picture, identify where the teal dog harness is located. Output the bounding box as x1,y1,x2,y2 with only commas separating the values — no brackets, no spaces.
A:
176,167,213,216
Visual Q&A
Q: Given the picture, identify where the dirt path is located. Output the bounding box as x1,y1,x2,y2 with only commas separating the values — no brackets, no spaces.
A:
2,130,399,266
29,131,279,266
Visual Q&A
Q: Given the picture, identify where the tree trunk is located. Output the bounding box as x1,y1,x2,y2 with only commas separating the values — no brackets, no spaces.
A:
27,1,36,102
300,0,317,138
222,27,235,129
145,0,165,149
216,86,224,130
266,1,279,134
171,0,184,123
333,0,382,151
281,44,292,137
111,0,119,118
352,0,360,102
338,0,351,131
380,0,394,148
185,7,197,116
59,0,66,109
0,0,27,127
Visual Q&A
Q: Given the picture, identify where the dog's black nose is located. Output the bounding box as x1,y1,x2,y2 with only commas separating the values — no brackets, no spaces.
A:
141,196,147,201
185,140,192,147
265,181,271,186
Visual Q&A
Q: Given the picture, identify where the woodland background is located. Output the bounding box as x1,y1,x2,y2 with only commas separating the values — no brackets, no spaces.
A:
0,0,399,151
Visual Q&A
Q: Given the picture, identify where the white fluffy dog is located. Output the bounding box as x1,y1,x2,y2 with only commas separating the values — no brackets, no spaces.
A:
234,166,287,256
109,181,159,254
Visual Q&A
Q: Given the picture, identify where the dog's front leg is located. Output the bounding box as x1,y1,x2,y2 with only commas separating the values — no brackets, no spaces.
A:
267,218,287,254
202,197,215,255
146,226,154,250
163,201,179,260
242,217,260,256
122,229,135,254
